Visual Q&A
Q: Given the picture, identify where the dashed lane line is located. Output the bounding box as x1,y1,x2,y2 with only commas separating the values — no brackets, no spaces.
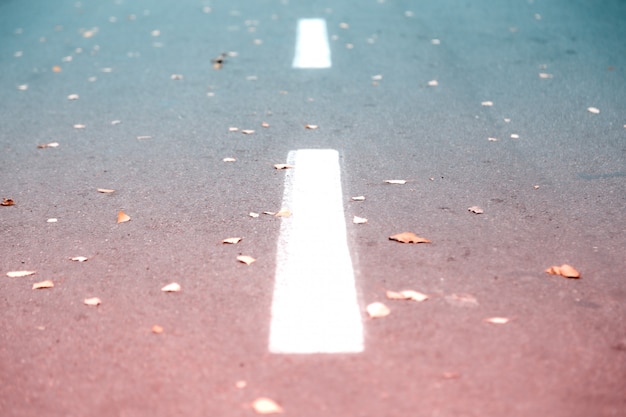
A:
269,149,363,354
292,18,332,69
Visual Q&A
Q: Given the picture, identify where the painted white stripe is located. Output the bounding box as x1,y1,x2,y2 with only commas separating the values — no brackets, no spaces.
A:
292,19,332,68
269,149,363,354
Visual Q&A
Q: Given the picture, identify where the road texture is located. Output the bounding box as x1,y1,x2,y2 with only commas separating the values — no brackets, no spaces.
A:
1,0,625,416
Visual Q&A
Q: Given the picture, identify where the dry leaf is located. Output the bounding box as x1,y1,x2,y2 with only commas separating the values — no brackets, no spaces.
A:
367,302,390,318
386,290,429,302
1,198,15,206
351,196,365,201
223,157,237,162
385,180,406,185
468,206,484,214
427,79,438,87
6,270,36,278
170,74,183,80
484,317,510,324
304,124,318,130
237,255,256,265
70,256,88,262
136,135,152,140
37,142,59,148
47,218,57,223
488,137,498,142
97,188,115,193
261,121,270,128
353,216,368,224
117,211,131,224
52,65,62,72
84,297,101,306
249,212,260,218
275,209,291,218
445,293,479,307
587,107,600,114
274,164,294,170
67,94,79,100
545,264,580,279
228,127,239,132
152,325,164,334
241,129,255,135
73,124,86,129
161,282,181,292
252,397,283,414
222,237,242,244
481,101,494,107
389,232,431,244
33,280,54,290
538,73,554,79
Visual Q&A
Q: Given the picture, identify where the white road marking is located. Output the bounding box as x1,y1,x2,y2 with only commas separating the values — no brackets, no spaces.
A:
269,149,363,353
292,19,332,69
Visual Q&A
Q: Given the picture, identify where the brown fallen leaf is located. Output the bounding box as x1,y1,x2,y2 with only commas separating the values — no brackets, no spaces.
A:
84,297,101,306
52,65,62,72
117,211,131,224
97,188,115,193
389,232,431,244
445,293,479,307
366,302,390,318
152,325,164,334
304,124,318,130
545,264,580,279
37,142,60,148
274,209,291,218
6,270,36,278
1,198,15,206
252,397,283,414
274,164,294,170
484,317,511,324
33,280,54,290
237,255,256,265
161,282,181,292
468,206,484,214
386,290,429,302
241,129,255,135
222,237,243,244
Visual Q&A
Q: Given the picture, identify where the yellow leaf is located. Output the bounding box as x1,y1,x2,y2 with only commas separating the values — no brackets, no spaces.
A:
545,264,580,279
117,211,131,224
252,397,283,414
389,232,431,244
352,216,368,224
273,164,294,170
484,317,511,324
84,297,101,306
274,209,291,218
222,237,243,244
161,282,181,292
366,302,390,318
386,290,428,302
32,280,54,290
237,255,256,265
6,270,36,278
468,206,484,214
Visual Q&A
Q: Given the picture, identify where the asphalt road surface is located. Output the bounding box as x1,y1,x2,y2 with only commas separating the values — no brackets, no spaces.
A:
1,0,625,416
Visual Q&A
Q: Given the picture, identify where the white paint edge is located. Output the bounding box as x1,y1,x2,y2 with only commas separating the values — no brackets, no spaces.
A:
269,149,363,353
292,19,332,69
